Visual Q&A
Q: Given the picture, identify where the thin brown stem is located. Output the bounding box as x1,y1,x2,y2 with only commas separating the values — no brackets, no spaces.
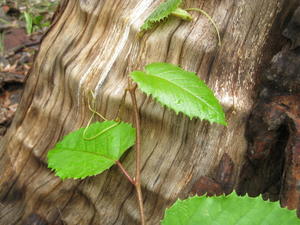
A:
128,84,145,225
116,160,135,185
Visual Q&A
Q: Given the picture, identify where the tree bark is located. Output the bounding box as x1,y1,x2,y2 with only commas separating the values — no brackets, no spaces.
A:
0,0,299,224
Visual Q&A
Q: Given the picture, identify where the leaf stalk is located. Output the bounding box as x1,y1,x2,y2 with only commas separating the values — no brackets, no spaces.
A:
185,8,221,46
116,160,135,185
129,84,146,225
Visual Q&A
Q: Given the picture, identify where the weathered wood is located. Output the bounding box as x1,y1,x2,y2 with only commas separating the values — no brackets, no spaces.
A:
0,0,299,224
237,7,300,213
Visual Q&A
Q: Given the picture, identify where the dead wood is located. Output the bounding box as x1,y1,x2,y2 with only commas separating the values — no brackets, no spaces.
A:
0,0,299,224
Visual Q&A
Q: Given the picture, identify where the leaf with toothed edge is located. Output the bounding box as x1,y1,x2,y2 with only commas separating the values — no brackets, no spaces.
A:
161,192,300,225
140,0,192,32
130,63,226,125
47,121,135,179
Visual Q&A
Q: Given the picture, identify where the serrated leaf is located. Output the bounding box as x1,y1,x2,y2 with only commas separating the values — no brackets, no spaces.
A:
140,0,183,31
161,192,300,225
47,121,135,179
130,63,226,125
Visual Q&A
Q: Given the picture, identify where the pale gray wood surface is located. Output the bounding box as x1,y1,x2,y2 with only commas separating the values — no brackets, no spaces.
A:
0,0,298,224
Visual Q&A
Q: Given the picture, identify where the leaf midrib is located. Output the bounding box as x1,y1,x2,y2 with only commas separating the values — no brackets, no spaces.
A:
144,72,219,115
56,148,117,162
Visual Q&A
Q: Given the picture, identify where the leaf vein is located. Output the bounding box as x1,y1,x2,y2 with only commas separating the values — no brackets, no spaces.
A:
146,73,219,114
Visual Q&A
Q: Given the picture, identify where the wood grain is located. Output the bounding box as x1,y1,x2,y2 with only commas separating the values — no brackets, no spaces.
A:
0,0,299,224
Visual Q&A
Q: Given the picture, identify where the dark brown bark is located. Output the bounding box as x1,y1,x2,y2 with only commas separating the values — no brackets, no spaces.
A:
237,8,300,210
0,0,299,224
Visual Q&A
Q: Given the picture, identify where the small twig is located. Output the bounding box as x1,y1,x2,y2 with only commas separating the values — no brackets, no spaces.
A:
82,90,111,140
0,23,17,32
128,83,145,225
5,40,41,58
116,160,135,185
0,18,10,25
88,90,108,121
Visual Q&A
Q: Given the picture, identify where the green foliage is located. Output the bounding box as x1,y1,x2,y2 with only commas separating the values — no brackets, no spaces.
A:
24,12,33,34
140,0,192,32
47,121,135,179
140,1,221,45
23,12,52,34
161,192,300,225
171,8,193,21
130,63,226,125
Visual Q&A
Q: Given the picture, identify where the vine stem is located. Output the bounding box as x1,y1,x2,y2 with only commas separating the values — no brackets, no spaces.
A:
128,84,146,225
185,8,222,46
116,160,135,185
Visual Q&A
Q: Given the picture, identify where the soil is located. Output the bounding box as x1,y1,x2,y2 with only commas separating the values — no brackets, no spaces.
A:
0,1,58,139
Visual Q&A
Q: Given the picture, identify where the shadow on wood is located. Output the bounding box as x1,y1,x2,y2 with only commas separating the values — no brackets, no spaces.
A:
0,0,299,224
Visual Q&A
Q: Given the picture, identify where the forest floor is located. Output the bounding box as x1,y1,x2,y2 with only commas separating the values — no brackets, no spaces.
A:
0,0,58,138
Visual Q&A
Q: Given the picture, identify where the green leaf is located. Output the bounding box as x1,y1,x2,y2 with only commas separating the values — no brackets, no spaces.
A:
41,21,51,28
161,192,300,225
171,8,193,21
47,121,135,179
140,0,192,32
130,63,226,125
24,12,33,34
33,15,44,25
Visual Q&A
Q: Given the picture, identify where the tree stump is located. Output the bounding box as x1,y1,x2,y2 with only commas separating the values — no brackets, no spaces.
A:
0,0,299,224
